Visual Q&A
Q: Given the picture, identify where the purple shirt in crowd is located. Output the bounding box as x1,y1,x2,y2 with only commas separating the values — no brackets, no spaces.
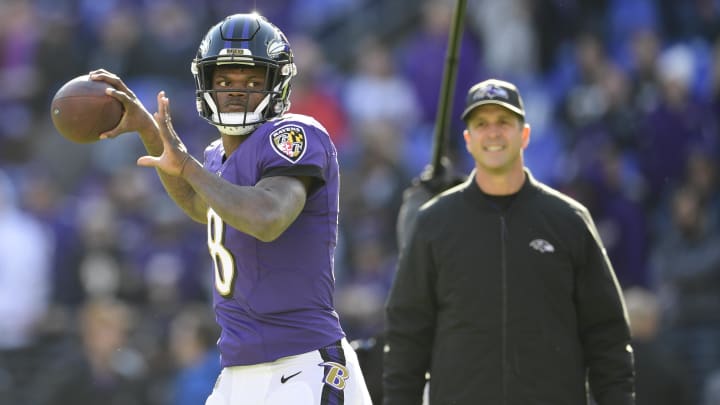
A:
202,113,345,367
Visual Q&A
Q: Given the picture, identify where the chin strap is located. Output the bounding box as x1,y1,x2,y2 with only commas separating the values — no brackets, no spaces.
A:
203,92,267,136
215,120,259,136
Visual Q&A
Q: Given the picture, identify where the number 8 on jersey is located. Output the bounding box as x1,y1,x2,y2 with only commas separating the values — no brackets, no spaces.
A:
207,208,236,297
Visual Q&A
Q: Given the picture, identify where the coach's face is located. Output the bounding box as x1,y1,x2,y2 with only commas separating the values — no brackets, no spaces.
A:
463,104,530,175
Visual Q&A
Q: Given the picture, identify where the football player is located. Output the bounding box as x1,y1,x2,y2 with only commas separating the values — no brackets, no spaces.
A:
90,13,372,405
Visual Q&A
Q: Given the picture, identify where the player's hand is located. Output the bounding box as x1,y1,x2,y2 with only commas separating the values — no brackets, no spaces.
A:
87,69,155,139
137,91,196,177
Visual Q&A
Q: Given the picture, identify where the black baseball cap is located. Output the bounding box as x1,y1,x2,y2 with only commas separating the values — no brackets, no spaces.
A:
460,79,525,120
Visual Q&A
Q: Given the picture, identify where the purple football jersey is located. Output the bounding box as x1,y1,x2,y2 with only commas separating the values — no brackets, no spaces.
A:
202,113,345,366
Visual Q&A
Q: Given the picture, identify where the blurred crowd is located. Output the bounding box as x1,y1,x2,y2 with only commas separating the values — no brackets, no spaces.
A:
1,0,720,403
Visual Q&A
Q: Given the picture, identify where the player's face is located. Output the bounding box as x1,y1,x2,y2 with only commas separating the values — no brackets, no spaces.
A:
463,104,530,175
211,65,269,113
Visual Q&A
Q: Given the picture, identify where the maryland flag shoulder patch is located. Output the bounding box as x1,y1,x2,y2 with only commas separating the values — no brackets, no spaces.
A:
269,124,307,163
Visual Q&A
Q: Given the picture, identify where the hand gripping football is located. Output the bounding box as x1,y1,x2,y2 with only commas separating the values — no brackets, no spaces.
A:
50,74,124,143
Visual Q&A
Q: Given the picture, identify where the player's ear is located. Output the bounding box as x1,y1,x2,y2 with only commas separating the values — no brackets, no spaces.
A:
521,123,531,149
463,129,472,152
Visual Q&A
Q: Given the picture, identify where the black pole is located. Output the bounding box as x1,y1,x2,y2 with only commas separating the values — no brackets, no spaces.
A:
396,0,468,249
428,0,467,180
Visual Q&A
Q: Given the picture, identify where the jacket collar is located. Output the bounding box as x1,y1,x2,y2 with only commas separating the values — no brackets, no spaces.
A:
462,168,539,209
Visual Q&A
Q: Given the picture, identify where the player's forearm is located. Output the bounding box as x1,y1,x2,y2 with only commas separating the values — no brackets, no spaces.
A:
137,126,207,223
181,160,302,242
157,172,208,223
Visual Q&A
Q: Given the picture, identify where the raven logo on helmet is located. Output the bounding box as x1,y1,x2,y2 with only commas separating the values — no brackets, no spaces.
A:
198,36,210,58
267,39,290,59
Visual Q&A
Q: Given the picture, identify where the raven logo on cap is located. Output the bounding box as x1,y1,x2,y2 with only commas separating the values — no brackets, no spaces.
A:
475,84,509,100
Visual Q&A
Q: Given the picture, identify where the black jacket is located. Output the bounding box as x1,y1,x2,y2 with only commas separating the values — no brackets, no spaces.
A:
384,171,635,405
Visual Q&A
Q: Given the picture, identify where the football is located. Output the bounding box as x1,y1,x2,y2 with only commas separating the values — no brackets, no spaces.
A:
50,74,124,143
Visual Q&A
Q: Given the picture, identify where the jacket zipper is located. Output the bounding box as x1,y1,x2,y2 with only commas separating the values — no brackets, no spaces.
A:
500,215,508,405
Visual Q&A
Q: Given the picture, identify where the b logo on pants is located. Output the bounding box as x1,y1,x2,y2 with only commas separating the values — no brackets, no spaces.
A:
319,361,349,390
